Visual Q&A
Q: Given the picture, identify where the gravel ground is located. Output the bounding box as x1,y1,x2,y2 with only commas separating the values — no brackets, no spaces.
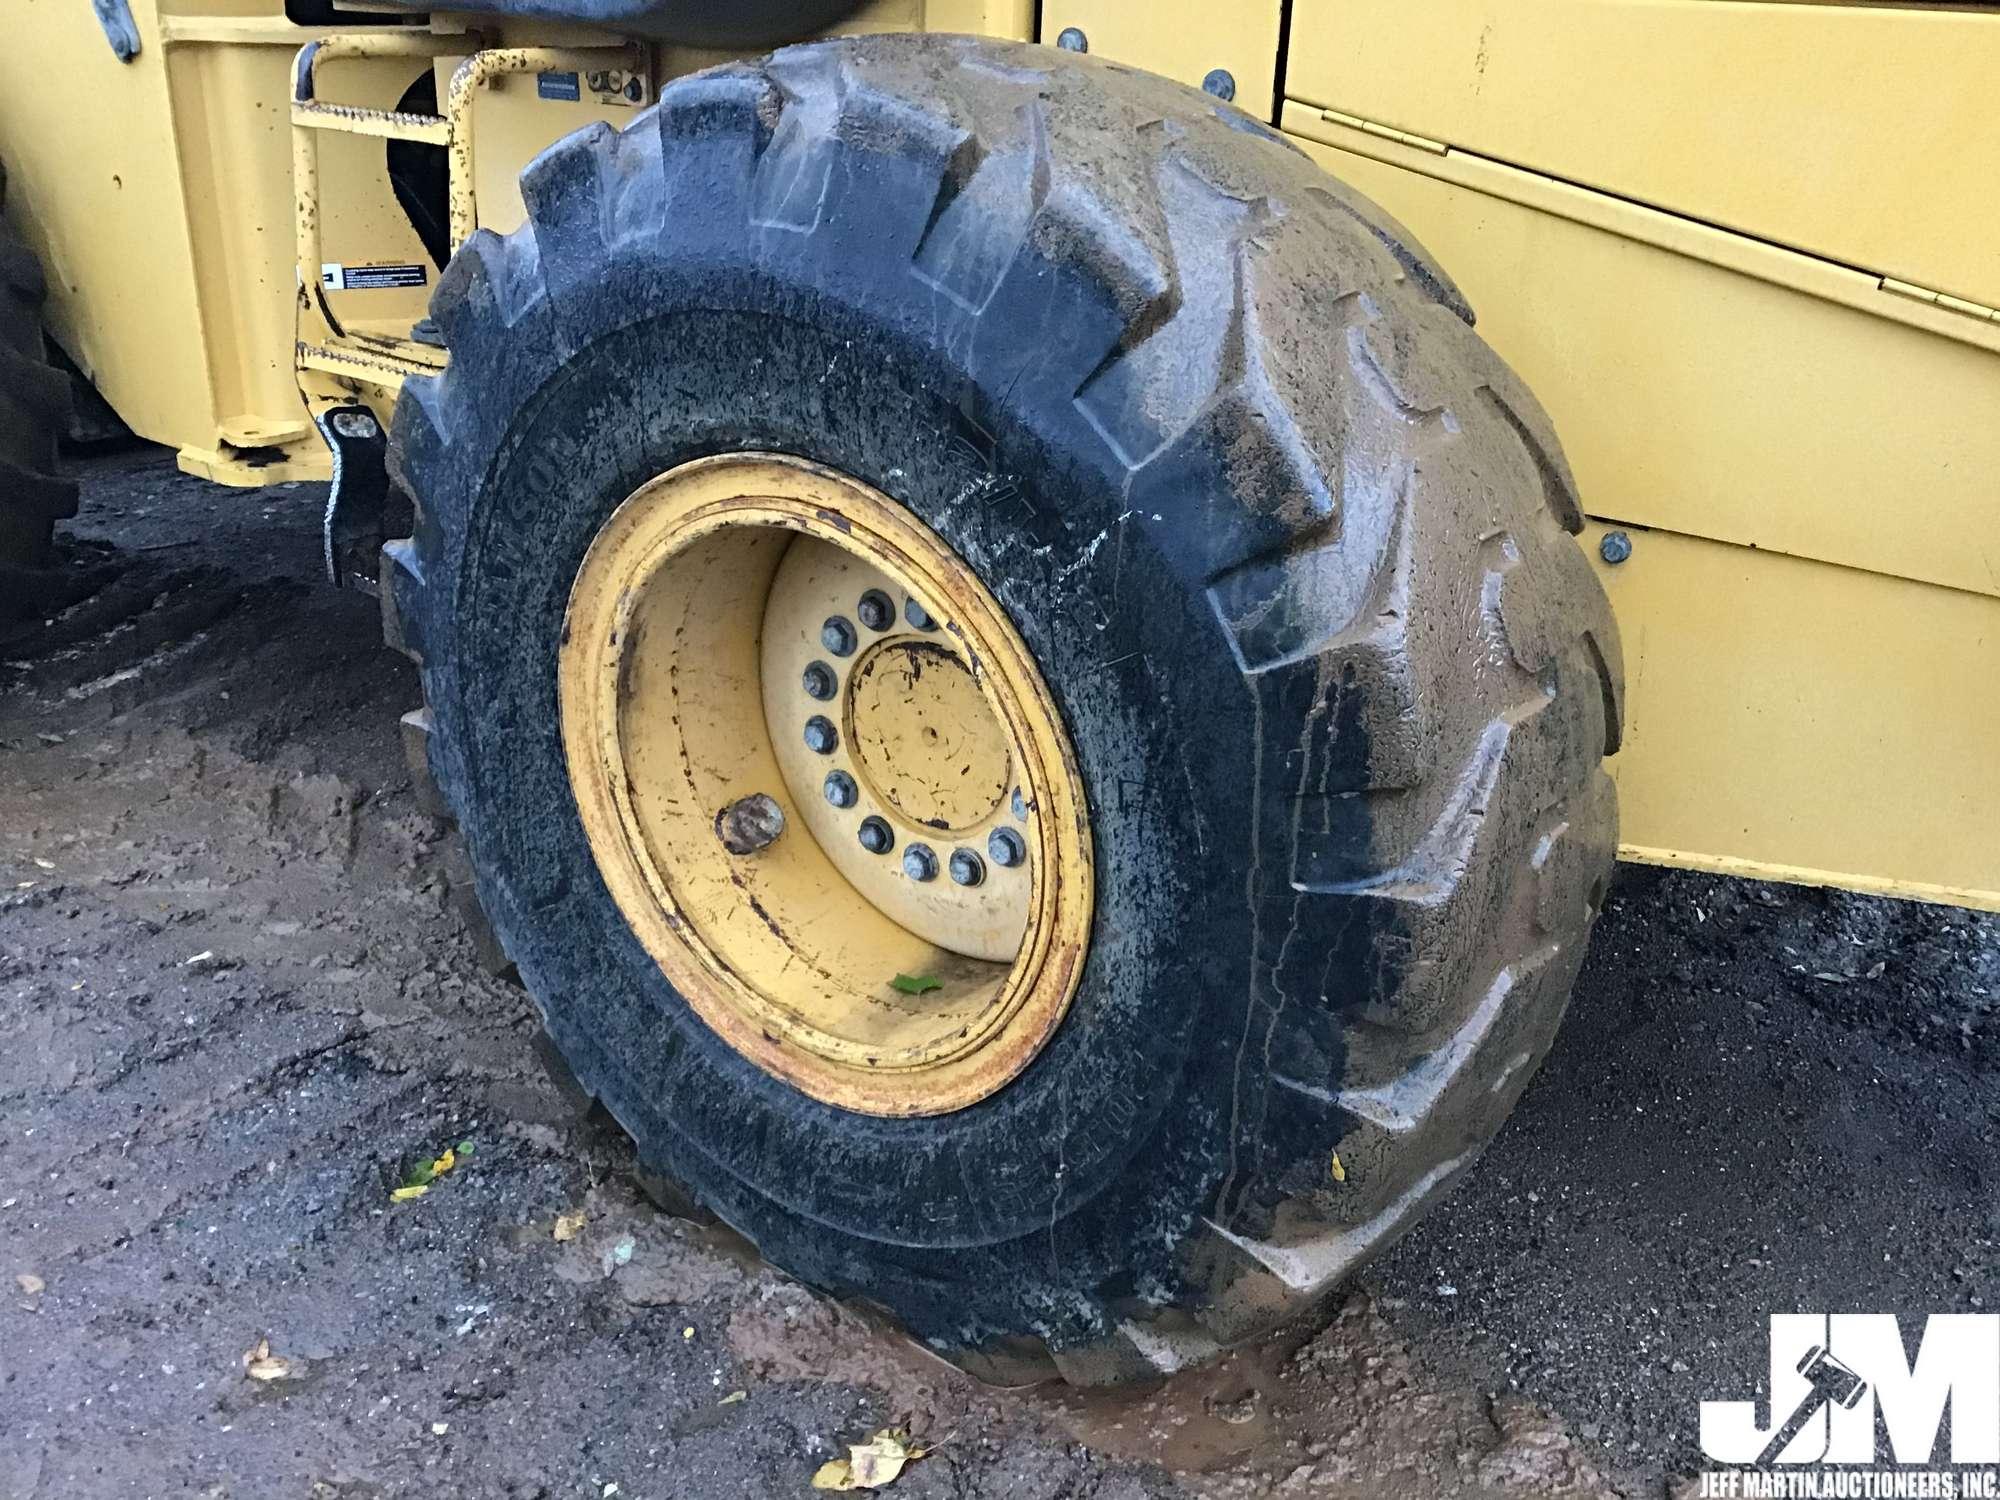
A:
2,449,1993,1499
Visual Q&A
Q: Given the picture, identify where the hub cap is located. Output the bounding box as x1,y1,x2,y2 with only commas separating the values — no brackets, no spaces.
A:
558,455,1092,1116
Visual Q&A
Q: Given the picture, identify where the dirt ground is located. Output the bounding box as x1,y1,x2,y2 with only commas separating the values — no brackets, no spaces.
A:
3,449,1995,1500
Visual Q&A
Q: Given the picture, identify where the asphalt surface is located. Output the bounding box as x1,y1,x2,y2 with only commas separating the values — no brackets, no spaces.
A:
2,449,1994,1498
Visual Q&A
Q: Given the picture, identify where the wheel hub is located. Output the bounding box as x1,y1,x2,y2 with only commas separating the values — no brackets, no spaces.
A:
758,537,1032,963
558,454,1092,1117
850,641,1010,831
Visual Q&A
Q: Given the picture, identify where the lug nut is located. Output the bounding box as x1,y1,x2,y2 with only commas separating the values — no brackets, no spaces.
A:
903,843,939,882
1599,530,1633,565
857,589,896,632
802,661,837,701
803,715,838,754
821,616,857,656
1202,68,1236,102
948,848,985,887
1010,788,1028,821
987,827,1026,869
904,597,936,631
823,770,857,808
858,816,894,855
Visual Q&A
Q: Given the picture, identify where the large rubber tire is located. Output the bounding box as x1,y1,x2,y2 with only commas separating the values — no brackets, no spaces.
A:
385,35,1623,1382
0,161,81,625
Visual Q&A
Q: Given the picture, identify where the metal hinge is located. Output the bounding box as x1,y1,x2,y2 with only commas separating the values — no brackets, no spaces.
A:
1879,278,2000,324
1318,107,1447,156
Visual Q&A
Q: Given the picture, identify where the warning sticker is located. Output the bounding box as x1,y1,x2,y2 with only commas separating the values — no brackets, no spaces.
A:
320,262,427,292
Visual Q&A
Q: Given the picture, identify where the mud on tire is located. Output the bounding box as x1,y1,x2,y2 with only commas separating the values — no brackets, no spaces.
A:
385,35,1623,1382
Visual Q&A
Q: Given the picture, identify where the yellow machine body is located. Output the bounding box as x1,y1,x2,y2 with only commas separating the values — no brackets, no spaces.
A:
0,0,1992,910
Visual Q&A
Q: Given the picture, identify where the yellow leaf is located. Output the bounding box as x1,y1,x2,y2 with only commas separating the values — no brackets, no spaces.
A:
814,1428,918,1489
553,1211,586,1242
1328,1150,1346,1184
718,1390,747,1405
811,1460,856,1491
847,1431,914,1489
430,1148,457,1177
391,1183,429,1202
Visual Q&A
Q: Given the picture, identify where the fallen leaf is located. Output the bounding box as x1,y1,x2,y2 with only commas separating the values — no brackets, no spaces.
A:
393,1144,461,1199
1328,1150,1346,1184
553,1210,586,1242
182,950,215,967
243,1338,296,1382
889,974,941,995
814,1431,920,1490
719,1389,747,1405
32,858,54,871
850,1433,917,1487
16,1273,44,1296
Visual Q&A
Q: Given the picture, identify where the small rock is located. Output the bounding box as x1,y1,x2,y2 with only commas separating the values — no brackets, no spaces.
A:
715,794,785,855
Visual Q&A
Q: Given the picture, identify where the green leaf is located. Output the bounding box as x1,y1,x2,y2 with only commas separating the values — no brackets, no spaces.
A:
889,973,942,995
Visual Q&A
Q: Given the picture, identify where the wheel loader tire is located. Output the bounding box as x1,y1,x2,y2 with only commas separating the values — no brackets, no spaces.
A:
384,35,1623,1383
0,161,80,625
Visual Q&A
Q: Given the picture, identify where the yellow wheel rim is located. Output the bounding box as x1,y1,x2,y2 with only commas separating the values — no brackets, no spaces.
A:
558,454,1093,1117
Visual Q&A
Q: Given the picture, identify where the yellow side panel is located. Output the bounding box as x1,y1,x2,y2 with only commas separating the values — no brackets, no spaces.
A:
1284,117,2000,603
923,0,1033,35
1286,0,2000,307
0,0,215,452
1037,0,1281,119
1576,521,2000,914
